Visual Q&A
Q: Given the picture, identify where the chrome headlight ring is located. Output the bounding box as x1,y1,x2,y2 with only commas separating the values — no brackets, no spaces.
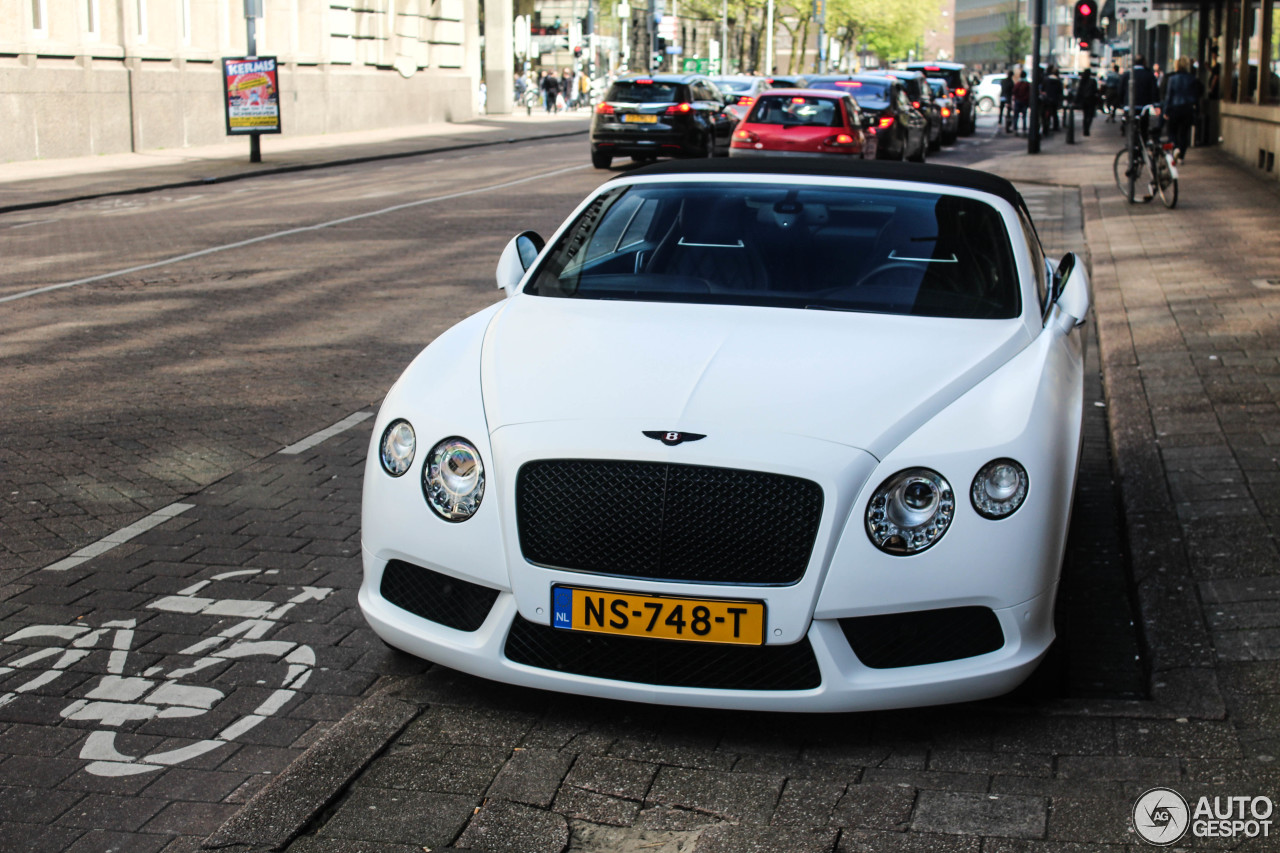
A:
970,458,1029,520
865,467,955,555
422,437,486,522
378,419,416,477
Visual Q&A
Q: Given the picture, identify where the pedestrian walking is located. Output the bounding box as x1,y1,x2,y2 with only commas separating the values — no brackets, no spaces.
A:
561,68,575,109
1076,68,1098,136
1120,54,1160,138
1012,69,1030,136
540,70,561,114
999,71,1014,131
1104,63,1121,122
1041,65,1064,135
1202,46,1221,145
1163,55,1202,163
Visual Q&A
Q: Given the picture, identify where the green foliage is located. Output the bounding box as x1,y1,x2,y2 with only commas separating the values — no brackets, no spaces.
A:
998,8,1031,65
826,0,933,64
677,0,936,70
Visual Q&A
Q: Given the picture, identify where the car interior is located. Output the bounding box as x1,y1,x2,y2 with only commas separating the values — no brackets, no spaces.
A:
528,184,1021,320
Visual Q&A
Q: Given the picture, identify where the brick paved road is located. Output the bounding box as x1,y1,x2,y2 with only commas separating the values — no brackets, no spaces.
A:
3,118,1278,852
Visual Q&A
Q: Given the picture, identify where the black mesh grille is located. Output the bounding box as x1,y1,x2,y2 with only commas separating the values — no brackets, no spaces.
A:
839,607,1004,668
504,616,822,690
516,460,823,585
380,560,499,632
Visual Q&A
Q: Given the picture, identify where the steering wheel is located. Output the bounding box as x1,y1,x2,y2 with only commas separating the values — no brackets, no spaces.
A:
855,259,967,297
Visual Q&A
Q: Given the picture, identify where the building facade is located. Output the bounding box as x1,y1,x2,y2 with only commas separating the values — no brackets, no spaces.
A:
2,0,480,162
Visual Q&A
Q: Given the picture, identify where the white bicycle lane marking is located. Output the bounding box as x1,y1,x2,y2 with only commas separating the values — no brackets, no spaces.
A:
0,568,332,777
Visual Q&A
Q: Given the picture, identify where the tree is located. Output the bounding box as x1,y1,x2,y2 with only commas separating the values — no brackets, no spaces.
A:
998,6,1030,66
824,0,933,66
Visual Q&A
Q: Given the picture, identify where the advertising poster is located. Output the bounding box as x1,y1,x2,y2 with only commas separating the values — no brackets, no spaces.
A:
222,56,282,135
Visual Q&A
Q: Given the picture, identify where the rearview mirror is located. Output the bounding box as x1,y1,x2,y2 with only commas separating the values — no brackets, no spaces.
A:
1054,252,1090,325
496,231,545,297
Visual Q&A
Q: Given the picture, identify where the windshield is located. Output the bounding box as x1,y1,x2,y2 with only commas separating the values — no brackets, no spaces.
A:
813,79,890,102
607,82,683,102
527,183,1020,320
712,78,754,93
928,79,947,96
748,95,842,127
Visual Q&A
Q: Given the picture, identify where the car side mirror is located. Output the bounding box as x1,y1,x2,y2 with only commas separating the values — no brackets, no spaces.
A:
1054,252,1090,325
496,231,545,297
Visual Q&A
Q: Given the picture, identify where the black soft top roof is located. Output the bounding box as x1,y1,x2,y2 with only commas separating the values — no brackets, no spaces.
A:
612,158,1028,214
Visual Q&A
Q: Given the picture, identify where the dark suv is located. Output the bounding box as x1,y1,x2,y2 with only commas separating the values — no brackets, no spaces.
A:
883,70,943,152
589,74,737,169
905,62,976,136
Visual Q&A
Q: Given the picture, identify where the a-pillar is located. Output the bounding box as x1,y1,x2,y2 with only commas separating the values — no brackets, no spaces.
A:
485,0,515,114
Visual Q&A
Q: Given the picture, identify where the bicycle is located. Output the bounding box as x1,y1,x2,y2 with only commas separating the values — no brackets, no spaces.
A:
1113,104,1178,208
0,568,331,777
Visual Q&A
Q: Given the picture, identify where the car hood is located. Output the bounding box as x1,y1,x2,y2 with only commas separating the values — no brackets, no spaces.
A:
480,296,1031,458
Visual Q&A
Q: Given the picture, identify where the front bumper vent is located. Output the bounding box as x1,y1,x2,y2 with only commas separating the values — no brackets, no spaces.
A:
504,616,822,691
380,560,498,632
839,606,1004,668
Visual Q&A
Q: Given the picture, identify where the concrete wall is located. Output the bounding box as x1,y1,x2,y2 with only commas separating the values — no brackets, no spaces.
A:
1221,103,1280,182
0,0,480,163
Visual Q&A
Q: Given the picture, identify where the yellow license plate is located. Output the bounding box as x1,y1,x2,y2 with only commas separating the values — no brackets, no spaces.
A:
623,114,659,123
551,586,765,645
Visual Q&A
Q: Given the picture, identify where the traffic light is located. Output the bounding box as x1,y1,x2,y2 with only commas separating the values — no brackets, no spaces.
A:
1073,0,1095,42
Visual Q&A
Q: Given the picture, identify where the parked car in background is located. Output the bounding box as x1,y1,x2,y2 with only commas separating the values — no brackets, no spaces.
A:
884,70,943,152
360,157,1093,712
976,73,1006,114
729,90,875,159
808,75,928,161
928,78,960,144
905,61,977,135
590,74,736,169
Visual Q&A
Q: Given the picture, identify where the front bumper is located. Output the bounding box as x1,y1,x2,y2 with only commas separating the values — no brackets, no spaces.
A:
359,554,1056,713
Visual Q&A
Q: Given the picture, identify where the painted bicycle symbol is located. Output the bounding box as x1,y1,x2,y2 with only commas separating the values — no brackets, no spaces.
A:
0,569,331,776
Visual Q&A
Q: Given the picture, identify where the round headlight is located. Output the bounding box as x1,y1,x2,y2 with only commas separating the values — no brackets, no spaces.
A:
971,458,1028,519
423,437,485,521
379,419,416,477
865,467,955,555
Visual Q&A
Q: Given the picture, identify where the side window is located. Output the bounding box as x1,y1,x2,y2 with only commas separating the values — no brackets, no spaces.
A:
692,82,711,102
896,88,912,110
1018,212,1048,312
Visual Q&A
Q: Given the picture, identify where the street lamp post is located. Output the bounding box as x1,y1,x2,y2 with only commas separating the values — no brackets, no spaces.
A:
244,0,262,163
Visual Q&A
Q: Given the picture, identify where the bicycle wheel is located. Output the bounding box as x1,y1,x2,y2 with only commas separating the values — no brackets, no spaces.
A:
1113,148,1127,196
1154,153,1178,209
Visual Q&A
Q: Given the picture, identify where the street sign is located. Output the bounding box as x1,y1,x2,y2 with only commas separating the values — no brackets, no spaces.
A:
1114,0,1150,22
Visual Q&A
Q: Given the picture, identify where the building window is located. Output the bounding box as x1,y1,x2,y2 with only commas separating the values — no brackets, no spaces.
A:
87,0,100,36
180,0,191,44
31,0,47,35
137,0,148,41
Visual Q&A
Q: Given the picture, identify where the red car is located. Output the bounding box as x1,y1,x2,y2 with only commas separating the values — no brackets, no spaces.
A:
729,90,876,159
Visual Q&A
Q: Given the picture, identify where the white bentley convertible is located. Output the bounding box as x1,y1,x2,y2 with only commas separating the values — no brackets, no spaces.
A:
359,159,1090,712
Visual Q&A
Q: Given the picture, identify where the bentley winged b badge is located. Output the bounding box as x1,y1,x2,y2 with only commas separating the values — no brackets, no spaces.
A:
643,431,706,447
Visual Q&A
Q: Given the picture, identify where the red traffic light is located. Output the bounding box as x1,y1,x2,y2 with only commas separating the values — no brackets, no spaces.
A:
1078,2,1092,14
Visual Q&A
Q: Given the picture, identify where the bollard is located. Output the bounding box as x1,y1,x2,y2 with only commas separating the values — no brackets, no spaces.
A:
1066,105,1075,144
